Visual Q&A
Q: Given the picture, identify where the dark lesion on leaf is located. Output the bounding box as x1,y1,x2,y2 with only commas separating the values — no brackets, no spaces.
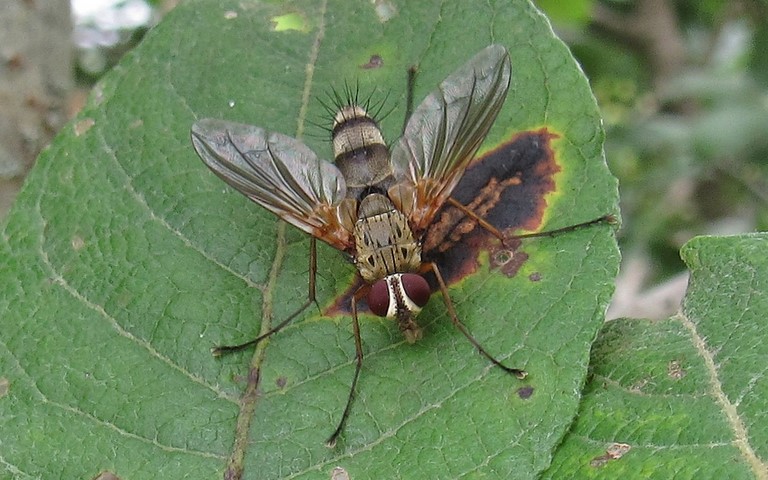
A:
589,443,632,467
360,54,384,69
325,128,561,316
517,385,535,399
424,127,560,284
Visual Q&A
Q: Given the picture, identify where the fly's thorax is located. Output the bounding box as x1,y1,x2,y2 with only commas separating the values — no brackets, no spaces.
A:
332,105,393,195
353,193,422,282
366,273,430,343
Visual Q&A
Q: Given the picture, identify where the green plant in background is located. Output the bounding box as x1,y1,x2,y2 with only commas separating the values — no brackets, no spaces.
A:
539,0,768,283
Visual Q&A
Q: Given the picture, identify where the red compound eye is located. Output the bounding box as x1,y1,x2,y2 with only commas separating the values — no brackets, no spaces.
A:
401,273,430,308
367,279,390,317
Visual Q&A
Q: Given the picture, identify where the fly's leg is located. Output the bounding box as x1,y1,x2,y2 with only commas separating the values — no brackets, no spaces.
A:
426,262,527,379
446,197,508,240
446,197,616,244
433,201,615,377
503,214,616,241
325,284,367,448
212,237,321,356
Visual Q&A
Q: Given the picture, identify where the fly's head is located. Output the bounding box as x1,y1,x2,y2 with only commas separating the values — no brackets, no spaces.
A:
366,273,430,343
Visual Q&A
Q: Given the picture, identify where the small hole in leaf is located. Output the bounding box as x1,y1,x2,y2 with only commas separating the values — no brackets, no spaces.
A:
494,249,513,265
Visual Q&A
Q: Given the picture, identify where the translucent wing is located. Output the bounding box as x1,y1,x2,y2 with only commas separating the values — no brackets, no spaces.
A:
191,119,356,252
389,44,511,234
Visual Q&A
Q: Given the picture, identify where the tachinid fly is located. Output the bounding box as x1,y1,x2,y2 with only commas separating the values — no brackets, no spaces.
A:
191,44,611,447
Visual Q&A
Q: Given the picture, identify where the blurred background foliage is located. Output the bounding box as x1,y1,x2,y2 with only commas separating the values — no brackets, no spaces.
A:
538,0,768,318
3,0,766,318
539,0,768,288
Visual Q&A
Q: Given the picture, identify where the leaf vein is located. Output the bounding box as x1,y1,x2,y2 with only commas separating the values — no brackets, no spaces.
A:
94,128,264,292
677,311,768,478
225,0,330,476
29,136,237,403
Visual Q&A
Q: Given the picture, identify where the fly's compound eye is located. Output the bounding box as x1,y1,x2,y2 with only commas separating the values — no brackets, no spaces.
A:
367,274,431,317
400,273,430,308
367,279,391,317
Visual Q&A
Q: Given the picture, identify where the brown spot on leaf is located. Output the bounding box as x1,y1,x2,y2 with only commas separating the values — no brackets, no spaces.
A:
629,378,649,393
528,272,541,282
517,385,534,399
74,118,95,136
71,235,85,251
668,360,686,379
590,443,631,467
498,249,528,277
91,472,121,480
276,376,287,389
360,55,383,69
331,466,350,480
0,378,8,398
423,128,560,284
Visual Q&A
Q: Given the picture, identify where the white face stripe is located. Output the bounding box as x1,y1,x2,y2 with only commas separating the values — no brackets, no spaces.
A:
384,274,423,319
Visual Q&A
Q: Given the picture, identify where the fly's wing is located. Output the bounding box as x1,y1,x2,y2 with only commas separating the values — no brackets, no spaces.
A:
191,118,356,252
389,44,511,234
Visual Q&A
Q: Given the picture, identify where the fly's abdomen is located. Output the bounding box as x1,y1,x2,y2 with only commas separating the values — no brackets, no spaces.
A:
332,105,393,196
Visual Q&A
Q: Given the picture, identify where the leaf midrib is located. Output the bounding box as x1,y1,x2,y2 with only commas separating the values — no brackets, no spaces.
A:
226,0,330,475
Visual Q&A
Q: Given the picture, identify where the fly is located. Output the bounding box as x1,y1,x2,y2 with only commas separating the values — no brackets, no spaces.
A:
190,44,612,447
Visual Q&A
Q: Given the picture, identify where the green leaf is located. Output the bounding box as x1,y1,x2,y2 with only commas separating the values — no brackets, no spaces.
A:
545,234,768,479
534,0,594,26
0,0,618,478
